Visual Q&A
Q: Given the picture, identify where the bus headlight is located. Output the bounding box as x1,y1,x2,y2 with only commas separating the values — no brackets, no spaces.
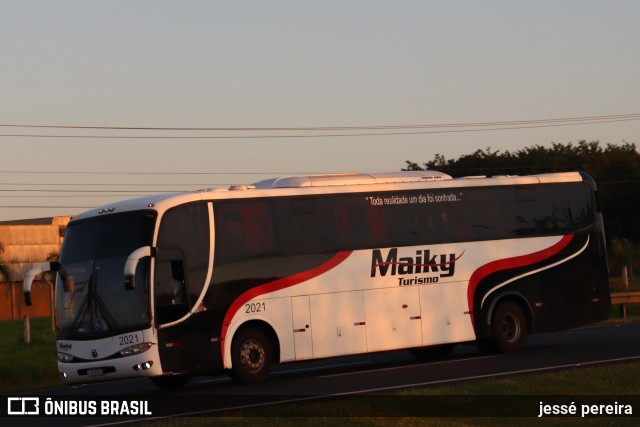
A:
57,353,75,363
119,342,153,357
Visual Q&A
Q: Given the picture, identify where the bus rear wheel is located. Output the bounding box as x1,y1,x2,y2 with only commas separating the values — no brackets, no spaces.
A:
491,302,528,353
230,327,273,384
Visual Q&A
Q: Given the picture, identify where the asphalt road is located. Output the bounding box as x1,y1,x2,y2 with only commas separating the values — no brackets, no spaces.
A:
4,321,640,425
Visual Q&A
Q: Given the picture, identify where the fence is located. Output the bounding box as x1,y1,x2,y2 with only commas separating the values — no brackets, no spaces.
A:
611,291,640,320
0,280,53,321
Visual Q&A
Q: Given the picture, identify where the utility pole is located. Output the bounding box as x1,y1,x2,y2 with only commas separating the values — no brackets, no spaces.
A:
622,238,634,281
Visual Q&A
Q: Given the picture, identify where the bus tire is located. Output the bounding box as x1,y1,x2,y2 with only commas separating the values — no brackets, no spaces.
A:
230,327,273,384
149,375,190,390
491,301,528,353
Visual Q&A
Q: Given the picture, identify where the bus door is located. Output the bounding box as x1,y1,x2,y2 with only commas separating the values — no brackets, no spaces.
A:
153,203,218,374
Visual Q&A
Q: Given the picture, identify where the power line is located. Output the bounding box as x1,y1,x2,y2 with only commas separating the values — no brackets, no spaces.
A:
1,113,639,131
1,114,639,139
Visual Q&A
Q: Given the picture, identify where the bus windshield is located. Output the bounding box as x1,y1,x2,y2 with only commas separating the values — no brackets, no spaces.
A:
55,211,157,339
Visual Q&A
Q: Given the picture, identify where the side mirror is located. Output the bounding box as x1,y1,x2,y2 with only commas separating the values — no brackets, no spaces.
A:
23,261,59,306
124,246,155,290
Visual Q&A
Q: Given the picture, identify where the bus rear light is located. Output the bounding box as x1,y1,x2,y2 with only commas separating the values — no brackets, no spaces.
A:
119,342,152,357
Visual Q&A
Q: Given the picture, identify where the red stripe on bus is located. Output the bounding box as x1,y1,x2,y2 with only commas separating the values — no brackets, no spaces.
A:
220,250,352,364
466,234,574,327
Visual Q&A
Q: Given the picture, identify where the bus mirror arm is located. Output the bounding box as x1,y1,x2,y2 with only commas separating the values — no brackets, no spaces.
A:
23,261,59,306
124,246,155,290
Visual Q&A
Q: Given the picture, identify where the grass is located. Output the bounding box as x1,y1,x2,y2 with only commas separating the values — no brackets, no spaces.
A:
0,317,59,393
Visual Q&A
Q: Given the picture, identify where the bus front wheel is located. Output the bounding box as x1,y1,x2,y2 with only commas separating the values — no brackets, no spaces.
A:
230,327,273,384
491,302,528,353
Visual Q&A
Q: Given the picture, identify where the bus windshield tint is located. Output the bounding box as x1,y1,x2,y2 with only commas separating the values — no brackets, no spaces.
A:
55,211,156,338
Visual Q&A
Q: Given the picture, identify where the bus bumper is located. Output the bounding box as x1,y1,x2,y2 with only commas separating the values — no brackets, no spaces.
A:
57,344,163,385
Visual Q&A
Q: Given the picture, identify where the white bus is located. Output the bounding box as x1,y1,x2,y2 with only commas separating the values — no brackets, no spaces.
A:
24,171,610,387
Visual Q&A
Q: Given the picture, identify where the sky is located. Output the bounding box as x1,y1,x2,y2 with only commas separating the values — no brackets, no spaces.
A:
1,0,639,222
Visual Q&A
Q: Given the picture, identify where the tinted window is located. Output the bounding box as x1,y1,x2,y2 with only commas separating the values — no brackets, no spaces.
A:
335,195,387,249
273,197,338,254
550,184,593,231
212,182,595,263
453,188,502,242
503,186,552,236
155,203,210,323
61,211,156,264
214,200,277,264
56,211,156,337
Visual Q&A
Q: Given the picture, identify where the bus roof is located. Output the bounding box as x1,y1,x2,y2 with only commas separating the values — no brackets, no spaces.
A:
253,171,452,188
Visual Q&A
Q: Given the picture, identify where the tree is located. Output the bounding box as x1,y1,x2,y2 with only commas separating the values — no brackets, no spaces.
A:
0,243,11,282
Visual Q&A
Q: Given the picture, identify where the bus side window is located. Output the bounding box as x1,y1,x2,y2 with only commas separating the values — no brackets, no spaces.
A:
274,197,338,254
551,184,593,232
214,201,277,264
384,202,417,246
335,196,379,249
215,206,244,264
508,187,545,236
237,203,277,256
154,259,189,324
154,203,210,325
170,260,187,305
426,206,451,244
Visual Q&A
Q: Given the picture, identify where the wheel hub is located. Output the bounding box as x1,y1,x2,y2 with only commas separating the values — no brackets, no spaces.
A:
240,339,265,372
501,313,520,343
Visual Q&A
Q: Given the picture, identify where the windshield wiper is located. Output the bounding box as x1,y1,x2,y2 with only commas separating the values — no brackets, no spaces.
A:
68,267,119,337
